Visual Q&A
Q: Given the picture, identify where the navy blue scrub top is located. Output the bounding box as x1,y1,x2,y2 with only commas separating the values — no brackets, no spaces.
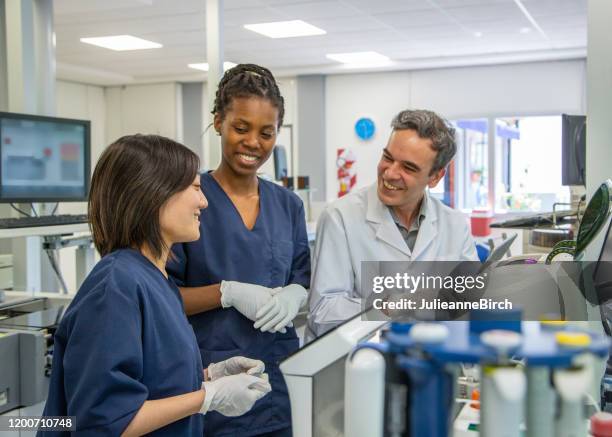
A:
168,172,311,437
39,249,204,436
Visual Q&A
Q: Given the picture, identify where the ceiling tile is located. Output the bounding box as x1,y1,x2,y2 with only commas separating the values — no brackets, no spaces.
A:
52,0,587,81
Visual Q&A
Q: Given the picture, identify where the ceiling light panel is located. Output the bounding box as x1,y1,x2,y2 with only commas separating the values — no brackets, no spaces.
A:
80,35,162,51
326,51,390,64
244,20,326,38
188,62,238,72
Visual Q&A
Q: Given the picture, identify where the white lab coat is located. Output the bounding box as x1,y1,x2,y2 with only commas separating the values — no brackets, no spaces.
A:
306,182,478,339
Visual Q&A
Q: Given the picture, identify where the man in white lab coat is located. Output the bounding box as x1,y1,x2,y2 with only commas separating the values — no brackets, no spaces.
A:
307,109,478,339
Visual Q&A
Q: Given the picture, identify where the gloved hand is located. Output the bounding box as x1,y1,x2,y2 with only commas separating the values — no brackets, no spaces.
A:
253,284,307,333
200,373,271,417
220,281,279,322
207,356,265,381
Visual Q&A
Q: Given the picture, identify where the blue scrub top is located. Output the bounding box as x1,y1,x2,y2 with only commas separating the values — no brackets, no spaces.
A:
168,172,311,437
39,249,204,437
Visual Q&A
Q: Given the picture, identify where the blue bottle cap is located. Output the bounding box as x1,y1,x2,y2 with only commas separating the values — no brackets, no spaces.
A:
390,322,412,334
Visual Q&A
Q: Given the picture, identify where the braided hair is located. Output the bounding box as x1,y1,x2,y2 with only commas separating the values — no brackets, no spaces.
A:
212,64,285,129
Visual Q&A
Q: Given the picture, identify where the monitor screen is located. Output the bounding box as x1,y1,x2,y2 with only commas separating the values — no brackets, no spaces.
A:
0,112,90,202
273,145,288,180
561,114,586,186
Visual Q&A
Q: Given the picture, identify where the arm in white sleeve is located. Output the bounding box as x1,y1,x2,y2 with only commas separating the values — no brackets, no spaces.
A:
460,220,479,261
307,207,362,338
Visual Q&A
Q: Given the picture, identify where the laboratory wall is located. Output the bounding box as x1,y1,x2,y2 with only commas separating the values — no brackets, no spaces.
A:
272,76,299,176
182,82,205,163
297,75,327,203
278,77,298,132
324,59,587,203
55,80,106,292
105,82,182,145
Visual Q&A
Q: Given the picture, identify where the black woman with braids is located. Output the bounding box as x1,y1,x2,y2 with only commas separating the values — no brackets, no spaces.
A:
168,64,311,436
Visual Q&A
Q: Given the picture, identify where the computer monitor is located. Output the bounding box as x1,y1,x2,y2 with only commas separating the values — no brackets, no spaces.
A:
0,111,90,202
273,145,288,180
561,114,586,186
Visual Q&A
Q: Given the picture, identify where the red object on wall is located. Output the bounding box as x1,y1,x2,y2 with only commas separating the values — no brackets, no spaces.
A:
337,148,356,198
471,209,493,237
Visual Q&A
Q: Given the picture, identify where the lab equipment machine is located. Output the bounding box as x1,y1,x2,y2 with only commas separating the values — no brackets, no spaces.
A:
280,310,386,437
0,295,68,416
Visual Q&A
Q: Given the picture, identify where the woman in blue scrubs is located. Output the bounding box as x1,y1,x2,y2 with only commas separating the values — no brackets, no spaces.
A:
40,134,270,436
168,64,311,437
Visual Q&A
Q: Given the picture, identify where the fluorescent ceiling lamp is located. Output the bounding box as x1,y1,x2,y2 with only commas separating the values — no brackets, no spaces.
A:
80,35,162,51
326,51,391,67
188,62,237,72
244,20,326,38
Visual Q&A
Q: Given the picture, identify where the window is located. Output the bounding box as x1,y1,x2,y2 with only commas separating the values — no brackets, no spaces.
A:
450,119,489,210
450,115,570,213
497,116,569,212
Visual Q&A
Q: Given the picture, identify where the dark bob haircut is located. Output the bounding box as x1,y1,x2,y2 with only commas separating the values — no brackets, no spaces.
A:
88,134,200,259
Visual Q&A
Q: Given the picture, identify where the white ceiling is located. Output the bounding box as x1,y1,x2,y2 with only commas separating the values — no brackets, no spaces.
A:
53,0,587,85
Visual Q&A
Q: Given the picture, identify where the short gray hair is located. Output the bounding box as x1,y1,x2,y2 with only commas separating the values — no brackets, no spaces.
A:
391,109,456,174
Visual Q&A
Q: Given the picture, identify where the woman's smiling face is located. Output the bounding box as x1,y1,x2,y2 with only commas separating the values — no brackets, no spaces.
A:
214,96,279,177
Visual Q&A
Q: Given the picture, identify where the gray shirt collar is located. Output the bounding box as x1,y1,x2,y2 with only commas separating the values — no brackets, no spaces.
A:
388,194,428,232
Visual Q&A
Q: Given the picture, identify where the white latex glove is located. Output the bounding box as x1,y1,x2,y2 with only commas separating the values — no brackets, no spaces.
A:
220,281,279,322
200,373,271,417
207,356,265,381
253,284,307,333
